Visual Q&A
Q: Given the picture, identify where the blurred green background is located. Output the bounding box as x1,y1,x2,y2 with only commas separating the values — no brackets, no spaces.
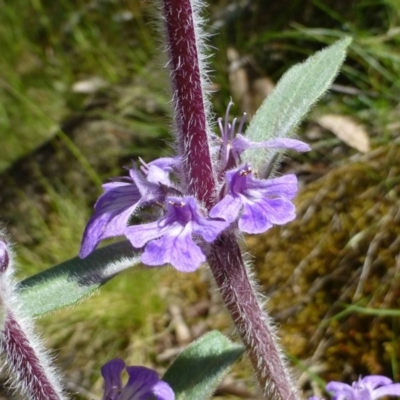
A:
1,0,400,398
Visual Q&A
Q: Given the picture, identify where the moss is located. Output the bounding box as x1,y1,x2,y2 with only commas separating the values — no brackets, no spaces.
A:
251,142,400,384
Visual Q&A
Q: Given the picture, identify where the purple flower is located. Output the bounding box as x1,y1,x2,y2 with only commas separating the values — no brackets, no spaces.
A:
231,133,311,160
80,102,308,268
101,358,174,400
126,196,229,272
139,157,182,187
210,164,298,234
80,166,164,258
308,375,400,400
216,101,311,170
215,102,247,170
326,375,400,400
142,156,181,173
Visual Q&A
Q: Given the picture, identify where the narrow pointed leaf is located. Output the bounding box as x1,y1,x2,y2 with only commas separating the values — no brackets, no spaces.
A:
243,37,352,169
163,331,244,400
16,241,142,317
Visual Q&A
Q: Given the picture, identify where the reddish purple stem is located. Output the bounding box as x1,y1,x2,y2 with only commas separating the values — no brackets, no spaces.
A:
161,0,215,206
207,232,298,399
1,314,61,400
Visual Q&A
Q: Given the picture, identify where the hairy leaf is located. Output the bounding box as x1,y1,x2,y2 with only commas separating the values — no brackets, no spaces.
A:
163,331,244,400
244,37,352,170
16,241,142,317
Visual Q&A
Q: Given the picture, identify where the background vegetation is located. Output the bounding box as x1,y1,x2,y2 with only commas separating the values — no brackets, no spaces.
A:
1,0,400,398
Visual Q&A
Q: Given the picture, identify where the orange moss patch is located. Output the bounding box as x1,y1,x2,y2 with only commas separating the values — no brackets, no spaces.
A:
250,142,400,384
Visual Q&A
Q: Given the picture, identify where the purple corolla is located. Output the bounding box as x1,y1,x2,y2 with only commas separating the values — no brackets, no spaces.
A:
216,101,310,170
101,358,174,400
231,133,311,160
126,196,229,272
80,167,164,258
309,375,400,400
327,375,400,400
210,164,298,234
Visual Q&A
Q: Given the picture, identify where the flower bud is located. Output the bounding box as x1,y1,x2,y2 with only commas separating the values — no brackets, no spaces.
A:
0,240,9,273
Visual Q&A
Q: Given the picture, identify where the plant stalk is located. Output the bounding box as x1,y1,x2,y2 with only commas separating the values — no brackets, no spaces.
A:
161,0,215,205
160,1,298,397
207,232,298,400
0,237,65,400
1,313,64,400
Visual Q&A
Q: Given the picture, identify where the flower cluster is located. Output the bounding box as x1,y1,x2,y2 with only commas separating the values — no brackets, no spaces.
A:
101,358,174,400
80,102,310,271
309,375,400,400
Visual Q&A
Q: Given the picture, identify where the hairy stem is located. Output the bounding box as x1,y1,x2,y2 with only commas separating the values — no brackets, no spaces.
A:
161,0,215,205
161,1,297,397
1,313,64,400
207,232,298,400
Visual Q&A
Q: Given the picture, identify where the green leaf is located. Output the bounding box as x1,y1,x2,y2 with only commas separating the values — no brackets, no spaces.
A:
16,241,141,317
243,37,352,170
163,331,244,400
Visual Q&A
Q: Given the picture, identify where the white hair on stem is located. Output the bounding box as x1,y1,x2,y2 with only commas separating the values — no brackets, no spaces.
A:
0,230,67,399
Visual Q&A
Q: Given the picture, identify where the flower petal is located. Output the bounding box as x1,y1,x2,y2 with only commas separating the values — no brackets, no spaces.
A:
149,156,181,172
120,366,175,400
239,197,296,234
239,199,273,233
231,133,311,157
360,375,393,391
151,381,176,400
122,366,160,400
262,198,297,224
192,215,229,242
80,183,141,258
130,169,164,202
101,358,125,400
140,225,205,272
250,174,298,199
372,384,400,399
209,194,243,223
144,165,173,187
326,382,356,400
125,220,174,249
257,137,311,152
